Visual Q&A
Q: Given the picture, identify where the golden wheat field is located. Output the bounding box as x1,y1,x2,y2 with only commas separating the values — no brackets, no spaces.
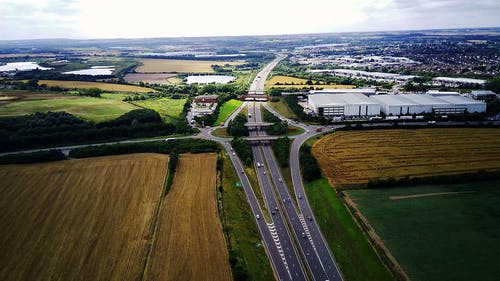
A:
136,58,244,73
36,80,155,92
313,128,500,187
266,75,355,89
145,153,232,281
0,154,169,281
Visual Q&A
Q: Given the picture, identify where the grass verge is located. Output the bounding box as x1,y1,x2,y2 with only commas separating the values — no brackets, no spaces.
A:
212,127,231,138
217,152,274,281
267,99,297,120
215,99,243,124
305,178,394,281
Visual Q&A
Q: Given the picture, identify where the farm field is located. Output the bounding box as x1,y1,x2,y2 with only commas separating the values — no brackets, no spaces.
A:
0,90,79,106
131,97,186,121
0,154,169,281
305,178,394,281
136,59,244,73
0,94,140,122
36,80,155,92
146,153,232,281
266,75,355,89
347,181,500,281
124,73,181,85
313,128,500,187
215,98,243,124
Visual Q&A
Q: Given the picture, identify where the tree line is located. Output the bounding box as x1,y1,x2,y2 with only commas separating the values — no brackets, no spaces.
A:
0,109,195,152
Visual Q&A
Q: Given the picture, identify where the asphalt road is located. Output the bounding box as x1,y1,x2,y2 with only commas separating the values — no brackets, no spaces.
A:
253,102,339,281
248,102,307,281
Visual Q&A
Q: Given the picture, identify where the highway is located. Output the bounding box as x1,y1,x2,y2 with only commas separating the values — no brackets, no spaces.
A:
246,54,343,281
262,102,345,280
248,102,308,281
252,102,343,281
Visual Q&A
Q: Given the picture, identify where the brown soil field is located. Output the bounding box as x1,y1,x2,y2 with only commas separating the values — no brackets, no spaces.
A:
313,128,500,187
146,153,232,281
0,154,169,281
124,73,180,85
136,58,244,73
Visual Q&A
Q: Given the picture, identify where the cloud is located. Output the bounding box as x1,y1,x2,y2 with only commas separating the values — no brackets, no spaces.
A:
0,0,80,39
0,0,499,40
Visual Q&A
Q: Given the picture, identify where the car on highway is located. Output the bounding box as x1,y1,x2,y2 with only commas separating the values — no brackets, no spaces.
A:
256,214,260,219
278,178,282,182
232,152,236,156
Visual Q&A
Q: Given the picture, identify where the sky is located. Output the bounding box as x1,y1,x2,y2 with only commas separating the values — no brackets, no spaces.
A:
0,0,499,40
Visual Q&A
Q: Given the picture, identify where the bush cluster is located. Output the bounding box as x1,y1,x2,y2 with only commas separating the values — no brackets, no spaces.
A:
271,137,291,167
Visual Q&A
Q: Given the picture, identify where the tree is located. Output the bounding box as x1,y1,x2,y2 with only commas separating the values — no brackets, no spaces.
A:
485,77,500,94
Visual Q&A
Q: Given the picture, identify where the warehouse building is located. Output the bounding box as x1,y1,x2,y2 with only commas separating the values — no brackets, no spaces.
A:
427,90,461,97
370,95,425,115
434,95,487,114
308,94,380,117
432,77,486,87
369,94,486,116
309,88,377,96
469,90,497,101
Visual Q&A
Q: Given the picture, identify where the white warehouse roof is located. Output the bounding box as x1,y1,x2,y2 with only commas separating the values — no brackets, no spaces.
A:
309,88,376,95
435,95,486,105
401,94,451,107
427,90,461,96
369,94,486,115
433,77,486,85
309,93,379,106
370,95,419,106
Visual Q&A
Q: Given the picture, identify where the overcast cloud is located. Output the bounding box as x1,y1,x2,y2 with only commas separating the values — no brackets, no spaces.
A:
0,0,499,40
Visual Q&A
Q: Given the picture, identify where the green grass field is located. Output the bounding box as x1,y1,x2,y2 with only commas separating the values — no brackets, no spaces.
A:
267,99,297,120
215,99,243,124
0,95,139,122
131,98,186,121
347,181,500,281
219,153,274,281
305,178,394,281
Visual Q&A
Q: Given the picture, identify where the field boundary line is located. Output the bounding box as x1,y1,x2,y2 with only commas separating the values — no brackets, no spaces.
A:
341,191,411,281
140,159,171,281
390,191,476,200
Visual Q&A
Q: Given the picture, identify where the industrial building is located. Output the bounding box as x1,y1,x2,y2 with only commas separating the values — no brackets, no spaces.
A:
432,77,486,86
469,90,497,101
435,95,487,114
370,94,486,116
309,88,377,96
426,90,461,97
307,94,380,117
329,69,416,83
